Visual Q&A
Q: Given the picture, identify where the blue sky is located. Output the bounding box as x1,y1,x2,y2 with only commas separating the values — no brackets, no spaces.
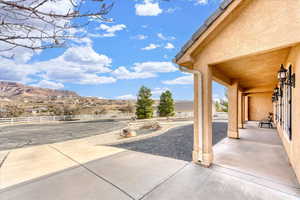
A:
1,0,227,101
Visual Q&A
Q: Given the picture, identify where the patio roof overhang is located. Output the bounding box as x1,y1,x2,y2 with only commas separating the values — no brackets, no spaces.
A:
174,0,244,67
211,47,291,91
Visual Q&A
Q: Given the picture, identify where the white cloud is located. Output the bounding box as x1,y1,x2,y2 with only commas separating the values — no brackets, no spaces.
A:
152,87,170,95
94,24,127,37
163,75,193,85
74,37,93,46
0,59,36,83
141,43,160,50
32,80,64,89
165,43,175,49
135,0,163,16
132,34,148,40
112,66,155,80
78,74,116,85
117,94,136,100
157,33,176,41
165,7,178,14
133,61,177,73
0,43,116,86
195,0,208,5
39,45,113,85
213,94,221,102
61,46,112,73
112,62,177,80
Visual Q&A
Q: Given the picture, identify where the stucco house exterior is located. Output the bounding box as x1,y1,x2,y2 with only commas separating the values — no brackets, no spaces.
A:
174,0,300,182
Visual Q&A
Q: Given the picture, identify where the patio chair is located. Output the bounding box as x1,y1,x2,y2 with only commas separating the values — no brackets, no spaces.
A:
258,113,273,128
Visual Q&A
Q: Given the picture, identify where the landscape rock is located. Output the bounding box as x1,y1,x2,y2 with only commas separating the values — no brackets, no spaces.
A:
140,121,161,130
120,128,137,138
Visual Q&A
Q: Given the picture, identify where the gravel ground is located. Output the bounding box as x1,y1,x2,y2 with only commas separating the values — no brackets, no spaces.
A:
113,122,228,161
0,120,126,151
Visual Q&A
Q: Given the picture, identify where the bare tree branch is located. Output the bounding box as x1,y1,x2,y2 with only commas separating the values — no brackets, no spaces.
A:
0,0,114,51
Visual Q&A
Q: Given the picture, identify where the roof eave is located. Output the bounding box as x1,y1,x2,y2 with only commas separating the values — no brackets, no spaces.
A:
174,0,234,64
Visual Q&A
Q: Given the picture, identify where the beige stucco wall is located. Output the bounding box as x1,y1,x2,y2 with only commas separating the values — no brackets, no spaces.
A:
276,45,300,181
178,0,300,179
193,0,300,68
248,92,272,121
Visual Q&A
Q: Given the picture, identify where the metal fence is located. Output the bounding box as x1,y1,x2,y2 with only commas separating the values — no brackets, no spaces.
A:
0,114,131,125
0,112,195,125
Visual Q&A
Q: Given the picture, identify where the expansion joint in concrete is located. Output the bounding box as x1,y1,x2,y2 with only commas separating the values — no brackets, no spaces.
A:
139,162,190,200
0,151,10,168
48,145,136,200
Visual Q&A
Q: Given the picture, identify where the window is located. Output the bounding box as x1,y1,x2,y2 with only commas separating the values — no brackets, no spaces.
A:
275,81,292,140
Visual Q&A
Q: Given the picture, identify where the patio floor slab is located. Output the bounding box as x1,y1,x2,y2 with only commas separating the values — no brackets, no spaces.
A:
213,122,300,195
1,149,299,200
0,145,77,189
143,164,298,200
1,166,132,200
84,151,188,199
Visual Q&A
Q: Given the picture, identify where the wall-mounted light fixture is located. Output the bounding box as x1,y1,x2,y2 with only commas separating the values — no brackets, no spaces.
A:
274,86,282,98
272,93,278,102
277,64,296,88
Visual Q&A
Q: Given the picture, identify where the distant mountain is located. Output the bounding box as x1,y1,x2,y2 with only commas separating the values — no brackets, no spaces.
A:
0,81,78,99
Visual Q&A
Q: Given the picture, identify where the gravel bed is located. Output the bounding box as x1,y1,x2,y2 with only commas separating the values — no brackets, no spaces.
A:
112,122,228,161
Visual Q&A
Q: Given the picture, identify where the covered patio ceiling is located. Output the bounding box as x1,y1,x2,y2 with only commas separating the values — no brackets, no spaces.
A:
212,47,291,91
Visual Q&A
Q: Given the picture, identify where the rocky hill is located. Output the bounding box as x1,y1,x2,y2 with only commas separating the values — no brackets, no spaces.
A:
0,81,78,100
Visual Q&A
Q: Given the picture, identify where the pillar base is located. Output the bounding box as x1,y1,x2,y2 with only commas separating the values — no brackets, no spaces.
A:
192,150,199,162
192,150,213,167
228,130,239,139
201,152,213,167
238,124,244,129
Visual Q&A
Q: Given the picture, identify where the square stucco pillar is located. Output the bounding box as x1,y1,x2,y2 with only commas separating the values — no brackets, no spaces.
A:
192,73,201,163
244,95,249,121
238,91,244,129
228,81,239,139
192,65,213,167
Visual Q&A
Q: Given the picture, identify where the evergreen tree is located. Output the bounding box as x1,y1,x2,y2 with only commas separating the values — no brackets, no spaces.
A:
135,86,154,119
220,90,228,112
215,100,222,112
158,90,175,117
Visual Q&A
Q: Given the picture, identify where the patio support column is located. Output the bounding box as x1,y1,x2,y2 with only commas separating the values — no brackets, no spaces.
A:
192,73,201,163
245,95,249,121
200,65,213,167
228,81,239,139
238,91,244,129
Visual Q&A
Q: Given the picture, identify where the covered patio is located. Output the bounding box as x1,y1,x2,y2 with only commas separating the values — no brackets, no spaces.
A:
175,0,300,188
214,121,300,195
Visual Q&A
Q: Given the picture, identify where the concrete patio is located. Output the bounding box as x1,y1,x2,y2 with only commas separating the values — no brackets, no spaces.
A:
214,121,300,196
1,123,300,200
